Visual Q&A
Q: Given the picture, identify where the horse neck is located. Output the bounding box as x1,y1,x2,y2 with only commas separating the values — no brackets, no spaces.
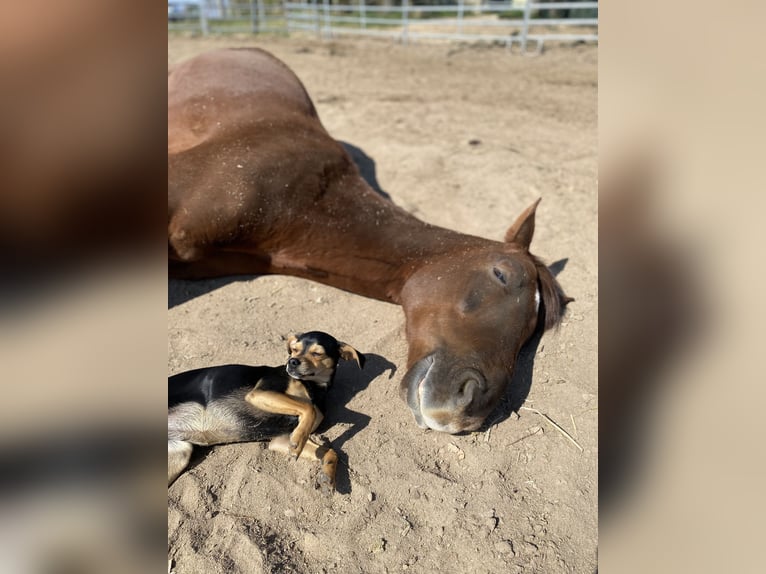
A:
269,176,490,304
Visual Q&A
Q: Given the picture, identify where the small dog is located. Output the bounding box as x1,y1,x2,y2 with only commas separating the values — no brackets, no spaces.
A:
168,331,364,492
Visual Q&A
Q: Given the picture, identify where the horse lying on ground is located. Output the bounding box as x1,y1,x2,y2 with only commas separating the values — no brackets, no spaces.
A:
168,47,572,433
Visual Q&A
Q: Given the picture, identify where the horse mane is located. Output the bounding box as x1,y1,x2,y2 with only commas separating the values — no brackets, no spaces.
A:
532,255,572,331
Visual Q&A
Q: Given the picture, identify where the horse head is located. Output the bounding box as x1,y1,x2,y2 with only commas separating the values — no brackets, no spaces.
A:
399,200,571,433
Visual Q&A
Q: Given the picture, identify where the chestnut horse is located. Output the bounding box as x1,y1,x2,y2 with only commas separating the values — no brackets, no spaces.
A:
168,48,571,433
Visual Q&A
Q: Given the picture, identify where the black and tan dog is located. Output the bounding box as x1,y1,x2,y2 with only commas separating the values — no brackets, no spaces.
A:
168,331,364,492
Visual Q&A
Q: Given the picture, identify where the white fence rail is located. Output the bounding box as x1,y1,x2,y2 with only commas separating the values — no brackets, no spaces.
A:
168,0,287,34
168,0,598,54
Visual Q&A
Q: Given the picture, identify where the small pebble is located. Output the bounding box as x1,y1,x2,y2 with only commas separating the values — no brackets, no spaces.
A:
485,517,498,533
494,540,515,556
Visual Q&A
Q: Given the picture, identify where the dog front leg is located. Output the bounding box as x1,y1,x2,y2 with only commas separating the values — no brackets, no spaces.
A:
245,389,315,458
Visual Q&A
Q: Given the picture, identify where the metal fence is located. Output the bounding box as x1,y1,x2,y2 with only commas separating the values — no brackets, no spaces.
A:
168,0,287,34
168,0,598,54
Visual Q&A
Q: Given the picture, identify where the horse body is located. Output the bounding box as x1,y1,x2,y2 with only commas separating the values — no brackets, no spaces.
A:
169,48,571,433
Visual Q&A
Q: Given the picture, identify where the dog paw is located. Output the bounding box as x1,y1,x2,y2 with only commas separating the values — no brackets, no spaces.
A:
317,472,335,495
288,443,303,458
288,430,308,458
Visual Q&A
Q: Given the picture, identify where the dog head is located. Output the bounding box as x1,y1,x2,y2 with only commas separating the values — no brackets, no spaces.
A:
285,331,365,386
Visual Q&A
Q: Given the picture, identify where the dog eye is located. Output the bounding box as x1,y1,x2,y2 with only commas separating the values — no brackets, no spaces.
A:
492,266,507,285
311,351,322,357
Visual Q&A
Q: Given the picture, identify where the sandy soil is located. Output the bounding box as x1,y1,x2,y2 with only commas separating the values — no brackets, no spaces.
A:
168,35,597,574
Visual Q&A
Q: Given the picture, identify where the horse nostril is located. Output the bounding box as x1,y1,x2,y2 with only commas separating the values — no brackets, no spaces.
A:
456,378,480,407
288,358,300,367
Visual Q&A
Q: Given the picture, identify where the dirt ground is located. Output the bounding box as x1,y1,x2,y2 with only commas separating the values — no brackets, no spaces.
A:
168,34,597,574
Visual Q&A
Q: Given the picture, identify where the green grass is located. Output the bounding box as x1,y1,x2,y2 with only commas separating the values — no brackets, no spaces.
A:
496,10,524,20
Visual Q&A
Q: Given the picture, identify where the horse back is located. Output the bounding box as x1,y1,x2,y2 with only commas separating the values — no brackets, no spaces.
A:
168,48,319,154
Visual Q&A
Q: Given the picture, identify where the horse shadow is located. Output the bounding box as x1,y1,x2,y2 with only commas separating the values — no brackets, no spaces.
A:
340,141,390,199
168,276,251,308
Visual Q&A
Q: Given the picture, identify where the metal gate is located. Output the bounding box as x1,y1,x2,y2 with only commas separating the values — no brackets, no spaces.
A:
168,0,598,54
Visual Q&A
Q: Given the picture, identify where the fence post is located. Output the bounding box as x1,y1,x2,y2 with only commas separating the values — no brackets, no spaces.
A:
258,0,266,32
457,0,464,35
402,0,409,44
250,0,257,33
313,0,321,36
360,0,366,30
521,0,532,53
322,0,330,37
284,0,290,33
199,0,209,35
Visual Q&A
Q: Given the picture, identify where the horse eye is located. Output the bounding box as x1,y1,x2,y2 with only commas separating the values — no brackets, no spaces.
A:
492,267,507,285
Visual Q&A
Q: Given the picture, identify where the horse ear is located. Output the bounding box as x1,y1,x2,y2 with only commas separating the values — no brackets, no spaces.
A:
504,198,541,250
339,343,365,369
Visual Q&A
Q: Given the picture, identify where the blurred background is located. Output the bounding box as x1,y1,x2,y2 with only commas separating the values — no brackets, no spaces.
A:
1,0,765,572
166,0,598,54
0,2,166,573
600,2,766,572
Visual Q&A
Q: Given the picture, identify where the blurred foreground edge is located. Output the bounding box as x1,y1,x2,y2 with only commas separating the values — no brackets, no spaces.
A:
599,153,702,515
0,2,167,574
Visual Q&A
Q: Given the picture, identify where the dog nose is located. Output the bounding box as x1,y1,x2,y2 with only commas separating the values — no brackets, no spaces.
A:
288,358,300,367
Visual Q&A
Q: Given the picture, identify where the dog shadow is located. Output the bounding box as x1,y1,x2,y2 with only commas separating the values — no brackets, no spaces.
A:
320,352,396,495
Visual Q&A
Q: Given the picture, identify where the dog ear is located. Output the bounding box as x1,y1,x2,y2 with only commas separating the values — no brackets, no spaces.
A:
339,343,365,369
286,334,300,354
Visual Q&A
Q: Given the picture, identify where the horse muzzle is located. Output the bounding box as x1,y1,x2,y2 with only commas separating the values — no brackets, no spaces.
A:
401,353,489,434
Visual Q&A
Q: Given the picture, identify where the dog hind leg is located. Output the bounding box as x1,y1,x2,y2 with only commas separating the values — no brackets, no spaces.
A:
268,435,338,494
168,440,194,486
